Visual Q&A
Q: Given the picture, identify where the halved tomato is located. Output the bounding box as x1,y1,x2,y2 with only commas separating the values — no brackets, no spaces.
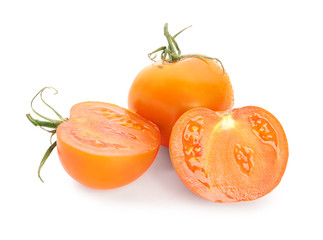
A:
169,106,288,202
56,102,160,189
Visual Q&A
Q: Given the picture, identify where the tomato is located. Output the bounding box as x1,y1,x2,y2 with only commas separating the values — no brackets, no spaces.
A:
27,87,160,189
128,23,234,147
129,24,234,147
55,102,160,189
169,106,288,202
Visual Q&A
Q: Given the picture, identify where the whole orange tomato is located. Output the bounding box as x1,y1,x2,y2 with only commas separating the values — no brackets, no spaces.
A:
128,23,234,146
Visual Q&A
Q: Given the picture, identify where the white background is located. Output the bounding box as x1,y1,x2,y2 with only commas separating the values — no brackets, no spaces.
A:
1,0,322,239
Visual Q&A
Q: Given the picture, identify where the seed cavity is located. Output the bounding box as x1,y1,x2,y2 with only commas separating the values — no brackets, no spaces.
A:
92,106,147,131
103,127,138,140
71,129,126,149
233,143,254,175
249,113,278,149
182,116,210,189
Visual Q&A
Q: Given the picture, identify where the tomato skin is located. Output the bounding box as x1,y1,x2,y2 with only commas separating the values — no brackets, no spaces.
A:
128,57,234,147
169,106,288,202
56,138,158,189
56,102,160,189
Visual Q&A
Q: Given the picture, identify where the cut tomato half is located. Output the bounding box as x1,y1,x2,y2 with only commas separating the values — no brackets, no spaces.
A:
56,102,160,189
169,106,288,202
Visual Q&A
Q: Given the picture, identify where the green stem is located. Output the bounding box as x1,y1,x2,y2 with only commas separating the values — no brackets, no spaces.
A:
26,114,60,129
38,141,57,183
173,25,192,39
148,46,166,61
31,87,62,124
164,23,178,62
148,23,225,72
27,87,67,183
39,87,66,122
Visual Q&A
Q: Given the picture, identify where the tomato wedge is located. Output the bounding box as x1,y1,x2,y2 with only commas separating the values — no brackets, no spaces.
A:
169,106,288,202
55,102,160,189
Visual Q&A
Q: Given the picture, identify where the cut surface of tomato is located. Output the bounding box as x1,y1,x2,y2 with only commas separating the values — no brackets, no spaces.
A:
56,102,160,189
169,106,288,202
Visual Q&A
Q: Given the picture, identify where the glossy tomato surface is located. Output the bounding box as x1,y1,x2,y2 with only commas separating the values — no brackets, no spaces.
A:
128,57,234,147
56,102,160,189
169,106,288,202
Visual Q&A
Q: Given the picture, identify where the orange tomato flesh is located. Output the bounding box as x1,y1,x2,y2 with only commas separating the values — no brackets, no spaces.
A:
56,102,160,189
170,106,288,202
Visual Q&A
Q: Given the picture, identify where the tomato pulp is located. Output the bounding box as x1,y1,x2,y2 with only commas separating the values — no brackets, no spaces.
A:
169,106,288,202
56,102,160,189
128,57,234,147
